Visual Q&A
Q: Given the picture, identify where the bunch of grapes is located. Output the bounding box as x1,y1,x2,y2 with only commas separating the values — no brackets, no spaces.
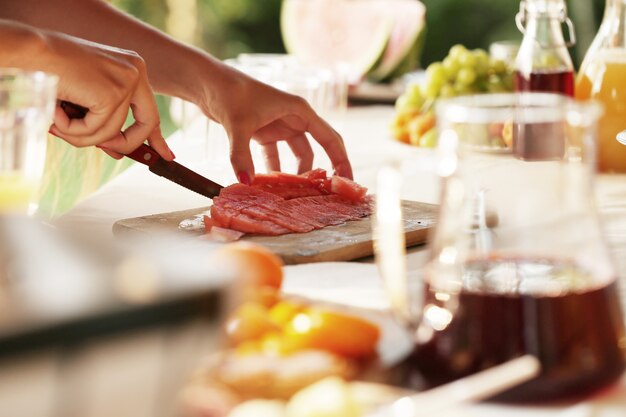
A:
391,44,513,147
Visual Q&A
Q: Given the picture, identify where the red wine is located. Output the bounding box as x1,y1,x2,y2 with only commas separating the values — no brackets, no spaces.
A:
514,70,575,97
412,258,626,402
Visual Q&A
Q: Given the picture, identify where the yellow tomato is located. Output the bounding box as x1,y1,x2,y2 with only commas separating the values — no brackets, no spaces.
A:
283,308,380,359
225,302,279,346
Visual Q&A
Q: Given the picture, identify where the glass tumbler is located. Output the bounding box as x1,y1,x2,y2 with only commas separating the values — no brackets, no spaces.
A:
0,70,57,215
375,93,626,402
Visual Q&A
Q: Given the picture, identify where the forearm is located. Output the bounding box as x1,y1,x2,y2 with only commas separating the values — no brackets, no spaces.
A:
0,20,49,71
0,0,224,105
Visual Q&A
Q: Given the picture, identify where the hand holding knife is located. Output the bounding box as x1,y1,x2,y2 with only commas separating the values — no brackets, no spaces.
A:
59,101,223,199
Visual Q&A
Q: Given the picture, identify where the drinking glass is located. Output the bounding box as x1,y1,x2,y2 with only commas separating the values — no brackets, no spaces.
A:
375,93,626,402
0,69,57,215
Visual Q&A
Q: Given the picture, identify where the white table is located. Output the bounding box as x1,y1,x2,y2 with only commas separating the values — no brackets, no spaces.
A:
48,106,626,416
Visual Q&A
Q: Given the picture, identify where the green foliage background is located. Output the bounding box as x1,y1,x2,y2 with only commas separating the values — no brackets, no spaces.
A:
41,0,607,217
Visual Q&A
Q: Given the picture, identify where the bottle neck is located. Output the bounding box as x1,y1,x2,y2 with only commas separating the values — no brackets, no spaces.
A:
516,13,574,73
525,14,568,47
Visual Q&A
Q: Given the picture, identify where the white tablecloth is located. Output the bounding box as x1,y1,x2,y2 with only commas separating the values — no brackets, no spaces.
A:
58,106,626,416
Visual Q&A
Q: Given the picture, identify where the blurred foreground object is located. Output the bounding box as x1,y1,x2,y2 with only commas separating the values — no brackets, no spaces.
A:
0,70,57,215
575,0,626,173
281,0,426,83
0,218,231,417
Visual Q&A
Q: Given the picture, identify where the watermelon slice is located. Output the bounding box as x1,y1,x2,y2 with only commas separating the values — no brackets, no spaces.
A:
368,0,426,81
281,0,393,82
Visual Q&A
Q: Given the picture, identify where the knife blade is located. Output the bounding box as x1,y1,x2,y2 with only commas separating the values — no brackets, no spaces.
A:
59,101,223,199
127,144,223,199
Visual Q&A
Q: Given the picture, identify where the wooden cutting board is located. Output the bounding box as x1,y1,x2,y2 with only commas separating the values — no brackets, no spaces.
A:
112,200,438,265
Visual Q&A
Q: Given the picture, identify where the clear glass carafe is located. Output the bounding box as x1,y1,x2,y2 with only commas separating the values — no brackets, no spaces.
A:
575,0,626,172
514,0,575,96
376,93,626,402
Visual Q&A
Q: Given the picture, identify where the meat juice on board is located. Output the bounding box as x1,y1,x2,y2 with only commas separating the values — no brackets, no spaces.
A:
412,257,626,402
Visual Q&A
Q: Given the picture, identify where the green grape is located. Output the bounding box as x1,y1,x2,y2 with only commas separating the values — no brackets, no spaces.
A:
458,49,477,68
426,62,447,87
419,128,438,148
474,77,488,93
473,49,490,76
439,84,456,98
407,83,422,98
423,81,441,99
449,44,467,60
490,59,507,74
395,90,424,112
442,56,461,80
487,77,506,93
457,68,477,86
454,82,473,96
501,72,514,90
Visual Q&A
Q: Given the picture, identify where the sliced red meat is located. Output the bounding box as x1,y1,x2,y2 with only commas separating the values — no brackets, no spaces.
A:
203,215,213,233
251,172,313,187
205,170,371,237
221,183,283,203
280,198,353,226
302,168,328,180
311,178,332,194
330,176,368,202
256,184,324,199
210,202,236,228
241,205,314,233
230,212,291,235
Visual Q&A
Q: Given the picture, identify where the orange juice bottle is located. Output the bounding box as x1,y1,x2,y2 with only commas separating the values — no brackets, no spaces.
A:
575,0,626,172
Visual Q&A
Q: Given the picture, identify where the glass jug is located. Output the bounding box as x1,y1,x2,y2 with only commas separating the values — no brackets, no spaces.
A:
575,0,626,172
375,93,626,402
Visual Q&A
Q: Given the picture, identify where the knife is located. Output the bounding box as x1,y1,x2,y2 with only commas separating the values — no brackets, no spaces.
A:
60,101,224,199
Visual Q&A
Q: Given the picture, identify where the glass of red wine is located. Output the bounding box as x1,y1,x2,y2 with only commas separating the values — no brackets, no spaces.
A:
375,93,626,402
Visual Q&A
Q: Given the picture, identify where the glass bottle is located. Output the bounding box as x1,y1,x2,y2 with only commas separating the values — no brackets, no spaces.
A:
575,0,626,173
514,0,576,96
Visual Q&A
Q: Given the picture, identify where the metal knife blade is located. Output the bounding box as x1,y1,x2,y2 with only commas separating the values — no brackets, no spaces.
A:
127,144,223,199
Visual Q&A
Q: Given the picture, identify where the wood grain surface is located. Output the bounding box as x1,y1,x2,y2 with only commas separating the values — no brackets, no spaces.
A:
112,200,439,265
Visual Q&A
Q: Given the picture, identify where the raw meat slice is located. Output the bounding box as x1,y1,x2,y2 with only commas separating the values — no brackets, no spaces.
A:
241,205,315,233
206,171,372,237
302,168,328,180
229,212,291,236
252,172,314,187
280,198,354,226
257,185,324,199
330,176,368,202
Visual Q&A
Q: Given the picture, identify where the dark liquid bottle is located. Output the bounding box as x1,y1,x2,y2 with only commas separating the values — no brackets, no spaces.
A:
412,258,626,402
514,69,575,96
512,1,576,159
514,0,576,96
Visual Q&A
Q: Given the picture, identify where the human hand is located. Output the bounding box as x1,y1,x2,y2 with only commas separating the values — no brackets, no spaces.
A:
43,33,173,160
199,66,352,183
